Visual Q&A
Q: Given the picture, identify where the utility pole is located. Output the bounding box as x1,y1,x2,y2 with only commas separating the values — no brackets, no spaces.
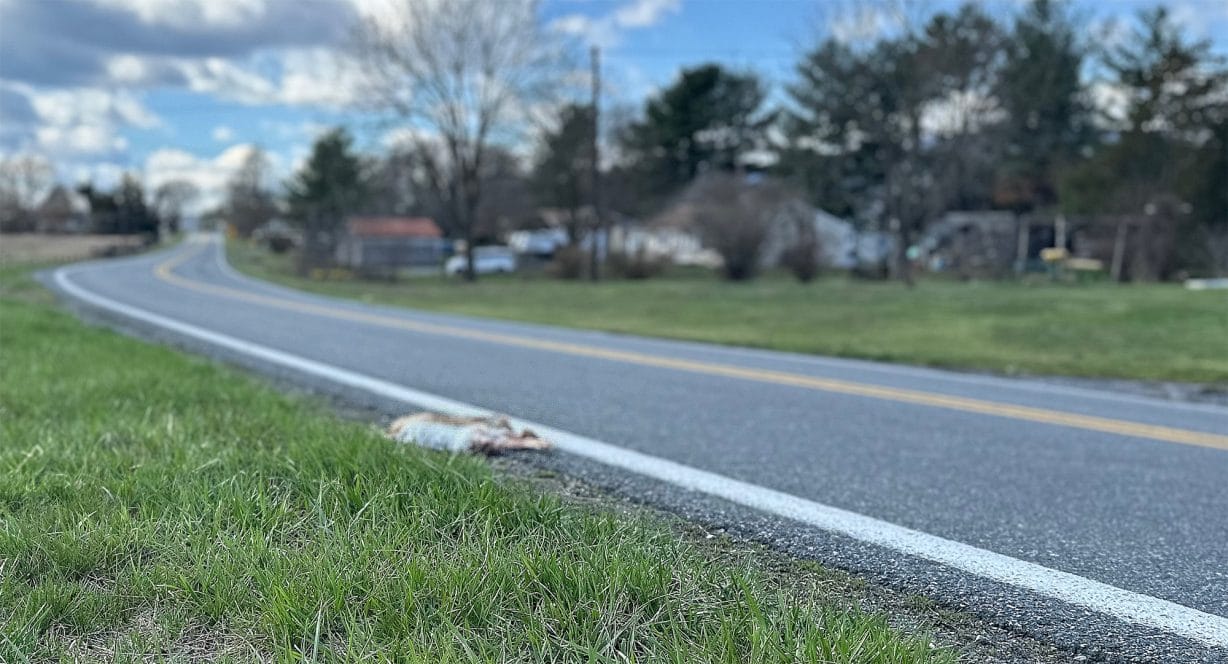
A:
589,45,602,282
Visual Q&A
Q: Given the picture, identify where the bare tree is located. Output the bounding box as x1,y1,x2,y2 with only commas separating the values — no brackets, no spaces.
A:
226,147,276,238
689,173,792,281
153,180,199,236
0,155,54,233
353,0,562,280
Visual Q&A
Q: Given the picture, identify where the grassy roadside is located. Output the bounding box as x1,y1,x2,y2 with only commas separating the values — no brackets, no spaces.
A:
227,240,1228,385
0,268,951,661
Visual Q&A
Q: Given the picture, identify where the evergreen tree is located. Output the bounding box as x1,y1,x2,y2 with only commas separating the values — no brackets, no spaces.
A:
115,174,157,237
619,64,771,204
995,0,1094,211
530,103,593,244
1063,6,1226,277
782,34,938,282
286,128,365,272
919,3,1006,211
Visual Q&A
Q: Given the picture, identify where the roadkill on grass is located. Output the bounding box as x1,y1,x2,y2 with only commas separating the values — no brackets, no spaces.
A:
388,412,551,455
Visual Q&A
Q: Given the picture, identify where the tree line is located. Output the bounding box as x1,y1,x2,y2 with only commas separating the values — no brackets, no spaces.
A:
272,0,1220,282
0,154,198,238
9,0,1222,283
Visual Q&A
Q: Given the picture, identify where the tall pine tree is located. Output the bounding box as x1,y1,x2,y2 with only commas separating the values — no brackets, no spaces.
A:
619,64,771,205
287,128,365,272
995,0,1094,212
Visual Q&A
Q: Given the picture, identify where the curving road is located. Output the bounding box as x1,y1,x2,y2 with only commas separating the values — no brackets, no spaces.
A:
50,235,1228,661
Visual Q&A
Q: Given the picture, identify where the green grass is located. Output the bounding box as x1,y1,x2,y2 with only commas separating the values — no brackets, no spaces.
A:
0,268,951,662
229,241,1228,385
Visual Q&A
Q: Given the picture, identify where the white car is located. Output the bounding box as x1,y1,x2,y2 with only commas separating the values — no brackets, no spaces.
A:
507,228,569,257
445,246,517,275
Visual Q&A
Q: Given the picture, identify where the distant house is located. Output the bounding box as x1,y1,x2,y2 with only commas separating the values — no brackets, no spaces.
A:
611,222,719,267
761,203,870,270
641,174,879,271
619,202,723,268
920,211,1018,277
36,185,91,233
335,216,445,275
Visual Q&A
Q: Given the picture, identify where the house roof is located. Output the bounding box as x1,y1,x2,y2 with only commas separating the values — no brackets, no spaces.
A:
346,216,442,238
39,185,91,216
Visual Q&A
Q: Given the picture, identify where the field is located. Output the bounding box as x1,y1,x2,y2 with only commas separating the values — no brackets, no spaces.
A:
0,233,146,263
0,265,949,662
229,241,1228,385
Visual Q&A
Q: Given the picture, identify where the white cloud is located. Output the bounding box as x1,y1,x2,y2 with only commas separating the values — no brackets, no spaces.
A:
274,48,366,109
381,126,438,151
1166,1,1227,43
36,125,127,155
7,86,161,157
125,48,367,109
0,0,360,190
91,0,270,29
551,0,680,48
346,0,405,24
29,88,159,131
1,0,354,88
143,143,286,214
921,90,1004,137
68,161,126,190
259,119,331,142
614,0,680,29
830,6,899,46
1089,81,1130,127
552,15,614,48
104,55,149,84
180,58,278,104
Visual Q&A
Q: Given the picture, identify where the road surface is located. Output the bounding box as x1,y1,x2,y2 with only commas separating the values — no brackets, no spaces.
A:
50,236,1228,661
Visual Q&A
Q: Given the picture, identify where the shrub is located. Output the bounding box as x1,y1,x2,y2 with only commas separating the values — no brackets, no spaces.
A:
267,235,295,254
690,173,787,281
547,245,587,279
781,239,819,282
609,249,669,279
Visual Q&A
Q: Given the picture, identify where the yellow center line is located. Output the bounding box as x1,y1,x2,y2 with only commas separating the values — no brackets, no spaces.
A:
154,244,1228,452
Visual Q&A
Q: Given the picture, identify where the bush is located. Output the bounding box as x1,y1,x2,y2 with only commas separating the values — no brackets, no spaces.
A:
609,249,669,279
690,173,784,281
267,235,295,254
547,245,588,279
781,239,819,283
851,261,890,280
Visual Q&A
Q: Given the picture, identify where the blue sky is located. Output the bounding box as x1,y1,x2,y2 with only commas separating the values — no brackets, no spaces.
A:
1,0,1225,211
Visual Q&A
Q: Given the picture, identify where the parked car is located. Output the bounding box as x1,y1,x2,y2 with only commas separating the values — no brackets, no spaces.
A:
445,245,517,275
508,228,569,258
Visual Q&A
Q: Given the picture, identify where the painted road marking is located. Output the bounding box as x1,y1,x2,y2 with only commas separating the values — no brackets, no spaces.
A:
209,235,1227,417
53,264,1228,648
153,242,1228,452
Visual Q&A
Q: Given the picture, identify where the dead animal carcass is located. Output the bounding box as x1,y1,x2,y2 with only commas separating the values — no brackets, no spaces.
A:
387,412,551,455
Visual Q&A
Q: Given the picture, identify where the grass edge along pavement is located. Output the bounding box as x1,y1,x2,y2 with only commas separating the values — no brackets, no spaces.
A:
0,267,953,662
226,239,1228,386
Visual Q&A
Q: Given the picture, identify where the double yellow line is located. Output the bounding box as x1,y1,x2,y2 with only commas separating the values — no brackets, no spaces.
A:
154,244,1228,451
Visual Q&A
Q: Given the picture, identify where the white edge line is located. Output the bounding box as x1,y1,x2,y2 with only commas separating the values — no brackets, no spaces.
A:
206,234,1227,416
53,263,1228,649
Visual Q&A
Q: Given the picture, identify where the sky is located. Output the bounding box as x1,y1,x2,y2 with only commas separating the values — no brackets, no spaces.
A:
1,0,1226,213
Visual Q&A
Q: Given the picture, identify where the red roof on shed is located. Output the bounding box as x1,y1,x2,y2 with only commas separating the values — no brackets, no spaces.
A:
346,217,442,238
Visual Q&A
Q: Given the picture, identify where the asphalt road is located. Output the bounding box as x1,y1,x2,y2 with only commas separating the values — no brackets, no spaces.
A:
51,236,1228,661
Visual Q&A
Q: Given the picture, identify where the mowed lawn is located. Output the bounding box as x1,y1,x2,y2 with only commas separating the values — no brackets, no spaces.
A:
230,241,1228,385
0,266,950,662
